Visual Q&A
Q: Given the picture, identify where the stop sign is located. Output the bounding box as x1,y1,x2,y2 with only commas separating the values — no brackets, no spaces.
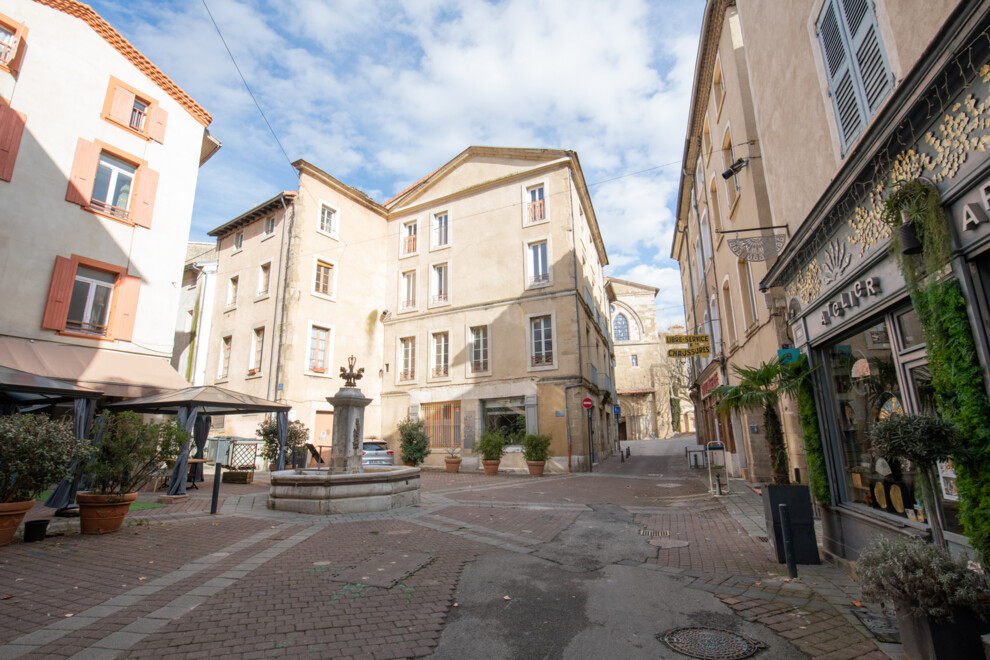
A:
582,398,593,409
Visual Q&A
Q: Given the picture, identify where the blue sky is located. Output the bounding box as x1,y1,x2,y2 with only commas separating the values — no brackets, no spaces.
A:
88,0,705,328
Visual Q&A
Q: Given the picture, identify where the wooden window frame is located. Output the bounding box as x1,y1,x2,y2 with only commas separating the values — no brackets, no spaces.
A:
66,139,157,228
0,11,28,77
41,254,140,342
101,76,168,143
308,324,332,374
313,256,336,300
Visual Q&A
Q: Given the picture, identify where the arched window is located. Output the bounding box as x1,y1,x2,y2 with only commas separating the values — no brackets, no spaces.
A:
612,313,630,341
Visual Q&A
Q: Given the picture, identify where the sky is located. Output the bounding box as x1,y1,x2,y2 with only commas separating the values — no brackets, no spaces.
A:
88,0,704,329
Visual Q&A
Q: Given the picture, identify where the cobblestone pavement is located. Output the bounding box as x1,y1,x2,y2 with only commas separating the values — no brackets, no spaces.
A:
0,439,898,659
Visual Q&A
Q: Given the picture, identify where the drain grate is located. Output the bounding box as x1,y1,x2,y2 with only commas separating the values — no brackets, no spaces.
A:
755,536,769,543
639,529,671,537
658,627,766,659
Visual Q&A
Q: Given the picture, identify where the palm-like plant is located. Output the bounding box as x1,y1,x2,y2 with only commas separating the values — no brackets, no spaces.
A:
711,357,802,485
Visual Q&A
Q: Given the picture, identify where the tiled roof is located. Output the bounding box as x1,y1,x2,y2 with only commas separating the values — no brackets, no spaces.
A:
36,0,212,127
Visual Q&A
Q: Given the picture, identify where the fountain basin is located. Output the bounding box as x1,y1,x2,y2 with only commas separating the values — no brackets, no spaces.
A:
268,466,420,514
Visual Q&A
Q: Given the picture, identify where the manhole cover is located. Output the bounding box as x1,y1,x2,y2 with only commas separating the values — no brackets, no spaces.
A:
658,627,766,659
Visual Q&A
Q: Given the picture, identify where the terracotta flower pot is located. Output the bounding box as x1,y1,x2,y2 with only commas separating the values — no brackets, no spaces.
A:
77,492,138,535
526,460,546,477
444,458,462,473
0,500,35,546
482,459,500,476
403,460,417,467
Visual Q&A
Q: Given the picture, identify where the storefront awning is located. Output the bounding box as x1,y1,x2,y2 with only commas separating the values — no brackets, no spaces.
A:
0,336,189,398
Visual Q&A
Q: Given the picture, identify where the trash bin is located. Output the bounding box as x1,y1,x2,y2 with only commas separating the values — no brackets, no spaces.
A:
23,519,48,542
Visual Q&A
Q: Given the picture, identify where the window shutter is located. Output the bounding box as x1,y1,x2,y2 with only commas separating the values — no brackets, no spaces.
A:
41,256,77,331
0,103,26,181
65,138,100,206
846,0,891,114
131,166,158,228
818,0,864,150
147,105,168,143
6,24,27,77
108,85,135,126
112,273,141,341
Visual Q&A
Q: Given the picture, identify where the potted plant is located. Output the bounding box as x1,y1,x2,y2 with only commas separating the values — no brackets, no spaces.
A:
857,535,990,659
397,418,430,467
521,433,552,477
444,446,462,473
712,357,820,564
868,414,960,549
882,178,945,257
257,417,310,470
79,412,185,534
0,413,91,546
477,429,506,475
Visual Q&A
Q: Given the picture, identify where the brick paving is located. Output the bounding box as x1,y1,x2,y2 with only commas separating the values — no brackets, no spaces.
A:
0,440,899,659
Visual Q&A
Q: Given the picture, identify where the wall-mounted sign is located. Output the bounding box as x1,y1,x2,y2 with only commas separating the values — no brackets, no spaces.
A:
749,425,759,434
666,334,710,345
668,344,710,358
555,410,565,417
820,277,882,326
613,406,621,415
701,373,721,398
778,348,800,364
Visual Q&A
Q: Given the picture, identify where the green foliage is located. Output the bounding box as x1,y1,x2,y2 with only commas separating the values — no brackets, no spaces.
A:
883,178,951,283
788,356,831,506
0,413,92,503
856,535,988,621
257,418,310,464
477,429,507,461
86,412,185,496
521,434,552,462
670,398,681,432
397,418,430,464
868,415,960,468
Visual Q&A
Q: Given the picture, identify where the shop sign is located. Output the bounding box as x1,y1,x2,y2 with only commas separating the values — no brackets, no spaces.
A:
665,334,710,344
820,277,882,326
668,344,710,358
701,373,721,398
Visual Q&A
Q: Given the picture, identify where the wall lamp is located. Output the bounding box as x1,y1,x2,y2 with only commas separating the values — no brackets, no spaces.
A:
721,158,748,180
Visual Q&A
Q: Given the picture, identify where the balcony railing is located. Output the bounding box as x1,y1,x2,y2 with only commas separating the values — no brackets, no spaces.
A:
471,359,489,373
402,235,417,254
65,319,109,336
89,198,129,220
130,107,147,131
0,42,12,64
527,199,545,224
400,369,415,380
400,298,416,311
531,352,553,367
431,365,449,377
529,273,549,286
432,293,448,304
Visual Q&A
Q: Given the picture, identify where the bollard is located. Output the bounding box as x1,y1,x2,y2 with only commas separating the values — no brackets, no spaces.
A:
715,473,723,496
779,503,798,579
211,462,223,515
620,448,624,462
625,447,630,459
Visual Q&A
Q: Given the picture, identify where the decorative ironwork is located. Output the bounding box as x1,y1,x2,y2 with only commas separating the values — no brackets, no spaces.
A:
658,627,766,660
339,355,365,387
726,234,786,261
821,239,851,286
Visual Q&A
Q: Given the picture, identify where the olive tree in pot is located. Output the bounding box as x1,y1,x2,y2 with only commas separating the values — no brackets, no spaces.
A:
444,446,462,473
0,413,91,546
858,535,990,659
477,429,507,475
398,418,430,467
522,434,552,477
79,412,185,534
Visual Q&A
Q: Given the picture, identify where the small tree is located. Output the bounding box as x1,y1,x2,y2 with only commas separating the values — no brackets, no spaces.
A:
398,418,430,465
257,418,310,465
521,434,552,462
86,412,186,497
0,413,92,503
477,429,508,461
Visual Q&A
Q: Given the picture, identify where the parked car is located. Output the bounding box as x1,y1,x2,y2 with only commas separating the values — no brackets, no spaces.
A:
361,441,394,466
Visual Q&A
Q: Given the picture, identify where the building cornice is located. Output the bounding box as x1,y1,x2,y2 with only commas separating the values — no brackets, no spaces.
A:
207,191,296,237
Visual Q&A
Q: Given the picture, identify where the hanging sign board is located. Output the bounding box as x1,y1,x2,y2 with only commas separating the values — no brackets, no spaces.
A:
668,344,711,358
665,334,710,345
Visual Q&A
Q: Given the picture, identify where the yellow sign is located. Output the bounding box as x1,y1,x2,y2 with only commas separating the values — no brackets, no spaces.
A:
666,334,710,345
668,344,711,358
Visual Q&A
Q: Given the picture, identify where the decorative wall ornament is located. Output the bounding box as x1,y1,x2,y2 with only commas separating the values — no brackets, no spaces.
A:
821,240,851,286
786,259,822,305
726,234,787,262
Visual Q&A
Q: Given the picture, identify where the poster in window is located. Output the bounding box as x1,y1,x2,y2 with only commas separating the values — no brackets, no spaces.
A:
938,459,958,501
866,326,891,349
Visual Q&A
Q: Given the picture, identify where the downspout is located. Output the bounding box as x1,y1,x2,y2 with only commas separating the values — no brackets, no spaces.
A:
566,170,589,472
270,195,294,403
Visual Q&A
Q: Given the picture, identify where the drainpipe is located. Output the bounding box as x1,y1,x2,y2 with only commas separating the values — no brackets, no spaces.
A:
270,194,294,403
564,384,583,473
566,172,589,472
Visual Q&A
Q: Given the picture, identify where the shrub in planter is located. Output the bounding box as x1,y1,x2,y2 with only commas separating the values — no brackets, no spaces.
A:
257,417,310,467
444,446,462,473
398,418,430,466
477,429,507,475
0,413,91,545
522,434,552,477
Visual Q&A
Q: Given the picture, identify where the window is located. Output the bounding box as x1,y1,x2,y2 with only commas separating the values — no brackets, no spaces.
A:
816,0,892,152
257,262,271,297
0,103,26,182
701,115,712,161
422,401,461,449
263,215,276,236
101,77,167,143
525,184,546,224
710,295,722,350
226,276,238,308
319,204,337,236
308,325,330,373
250,326,264,374
0,24,13,64
722,129,739,209
481,397,526,443
738,259,758,328
613,313,630,341
218,336,231,380
470,325,489,373
233,232,243,251
431,212,449,249
400,337,416,380
700,209,712,265
313,258,335,299
431,263,449,304
722,279,737,346
709,179,723,229
42,255,140,341
530,315,553,367
0,12,27,74
432,331,449,377
528,239,549,286
631,354,638,367
694,237,705,286
712,55,725,112
401,270,416,310
90,152,135,220
402,221,417,255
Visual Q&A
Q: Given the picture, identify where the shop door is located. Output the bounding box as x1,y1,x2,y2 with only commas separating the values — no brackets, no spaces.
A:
312,411,333,466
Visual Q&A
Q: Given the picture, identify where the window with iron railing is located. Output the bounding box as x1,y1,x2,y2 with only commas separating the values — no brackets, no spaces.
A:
528,240,549,286
470,326,489,373
432,213,449,248
431,263,448,304
432,331,449,377
0,27,15,64
401,271,416,310
402,222,418,255
309,325,330,373
91,152,136,220
526,185,546,224
400,337,416,380
66,266,115,336
531,315,553,366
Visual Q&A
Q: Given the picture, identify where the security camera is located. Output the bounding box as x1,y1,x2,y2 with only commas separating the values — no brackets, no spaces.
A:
721,158,748,180
379,309,389,322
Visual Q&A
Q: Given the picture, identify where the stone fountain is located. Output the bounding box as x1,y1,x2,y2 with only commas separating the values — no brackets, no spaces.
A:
268,356,420,514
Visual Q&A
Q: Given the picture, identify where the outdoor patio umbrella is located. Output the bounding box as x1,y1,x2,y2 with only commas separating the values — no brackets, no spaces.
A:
190,414,211,482
166,407,198,496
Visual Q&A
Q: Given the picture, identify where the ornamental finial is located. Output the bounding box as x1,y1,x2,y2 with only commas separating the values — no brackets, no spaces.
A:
340,355,365,387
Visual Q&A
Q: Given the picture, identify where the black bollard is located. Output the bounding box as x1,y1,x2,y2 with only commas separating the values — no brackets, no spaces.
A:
779,503,798,578
620,445,625,462
625,447,630,459
211,462,222,515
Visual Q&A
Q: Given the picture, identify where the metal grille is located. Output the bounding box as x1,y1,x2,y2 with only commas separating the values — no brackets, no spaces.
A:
422,401,460,449
658,628,766,659
227,442,258,470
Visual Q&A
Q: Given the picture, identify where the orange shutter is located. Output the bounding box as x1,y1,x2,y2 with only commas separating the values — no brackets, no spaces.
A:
131,166,158,228
147,105,167,143
108,85,135,126
65,138,100,206
41,256,77,331
112,273,141,341
6,24,27,77
0,103,26,181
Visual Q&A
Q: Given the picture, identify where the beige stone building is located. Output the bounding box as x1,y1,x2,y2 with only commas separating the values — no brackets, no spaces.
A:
204,148,616,472
0,0,217,399
170,242,217,385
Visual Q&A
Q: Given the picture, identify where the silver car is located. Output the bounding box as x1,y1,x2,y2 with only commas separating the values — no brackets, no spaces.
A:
361,441,394,466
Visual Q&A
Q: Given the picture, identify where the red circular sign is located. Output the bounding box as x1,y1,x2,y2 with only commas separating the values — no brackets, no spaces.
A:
582,398,593,409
